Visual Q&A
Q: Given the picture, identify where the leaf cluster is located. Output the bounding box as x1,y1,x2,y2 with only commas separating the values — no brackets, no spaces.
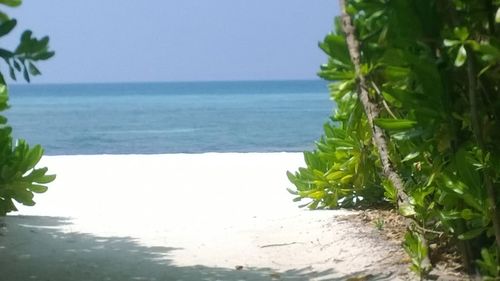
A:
288,0,500,277
0,0,54,216
0,17,54,82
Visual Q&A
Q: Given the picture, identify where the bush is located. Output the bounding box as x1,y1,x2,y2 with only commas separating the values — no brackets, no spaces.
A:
289,0,500,277
0,0,55,216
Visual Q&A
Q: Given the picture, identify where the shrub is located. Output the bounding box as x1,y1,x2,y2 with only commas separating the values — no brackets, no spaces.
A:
0,0,55,216
289,0,500,277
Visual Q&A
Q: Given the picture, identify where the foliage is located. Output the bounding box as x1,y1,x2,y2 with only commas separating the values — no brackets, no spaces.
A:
0,0,54,216
404,231,431,278
373,218,384,231
289,0,500,277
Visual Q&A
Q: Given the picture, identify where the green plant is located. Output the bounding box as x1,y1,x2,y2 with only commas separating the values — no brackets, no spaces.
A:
477,247,500,280
374,218,384,231
404,231,431,279
0,0,55,216
289,0,500,277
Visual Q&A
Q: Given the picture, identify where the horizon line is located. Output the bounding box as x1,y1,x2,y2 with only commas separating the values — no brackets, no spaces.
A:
10,78,326,87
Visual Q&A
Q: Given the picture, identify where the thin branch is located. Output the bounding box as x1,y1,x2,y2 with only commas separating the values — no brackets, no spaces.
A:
370,80,398,119
259,242,299,248
412,224,445,237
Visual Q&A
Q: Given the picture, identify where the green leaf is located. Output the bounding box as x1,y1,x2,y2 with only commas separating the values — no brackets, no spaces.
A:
286,171,297,183
383,66,410,79
319,33,351,66
9,65,16,80
443,177,467,195
33,50,55,61
22,145,43,171
453,27,469,41
0,19,16,37
29,184,48,193
13,188,35,205
380,49,406,66
496,7,500,23
460,208,474,220
28,62,40,76
455,45,467,67
326,170,346,181
454,149,480,192
374,118,417,130
439,210,461,221
0,11,10,22
478,44,500,60
412,187,435,207
400,203,416,216
458,227,487,240
20,29,32,42
35,174,56,184
309,190,325,200
340,174,353,184
0,0,22,7
443,39,460,47
382,180,397,203
13,59,21,71
22,66,30,82
402,151,420,162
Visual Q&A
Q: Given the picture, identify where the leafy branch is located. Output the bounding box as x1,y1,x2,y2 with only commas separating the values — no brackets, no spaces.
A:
0,0,55,215
288,0,500,278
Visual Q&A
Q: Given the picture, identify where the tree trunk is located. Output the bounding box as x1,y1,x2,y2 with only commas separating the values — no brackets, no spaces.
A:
466,46,500,250
338,0,408,207
338,0,431,272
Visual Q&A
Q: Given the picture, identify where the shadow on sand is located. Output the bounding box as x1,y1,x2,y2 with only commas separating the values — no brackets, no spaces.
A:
0,216,394,281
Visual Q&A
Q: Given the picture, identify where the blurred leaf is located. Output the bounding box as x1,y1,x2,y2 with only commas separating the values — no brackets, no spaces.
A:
35,174,55,184
0,18,16,37
374,118,417,130
0,11,9,22
22,66,29,82
453,27,469,41
319,33,351,66
402,151,420,162
0,0,21,7
13,188,35,206
458,227,487,240
460,208,474,220
13,59,21,71
478,44,500,60
29,184,48,193
400,203,416,216
8,65,15,80
28,62,40,76
33,50,54,61
455,45,467,67
444,39,460,47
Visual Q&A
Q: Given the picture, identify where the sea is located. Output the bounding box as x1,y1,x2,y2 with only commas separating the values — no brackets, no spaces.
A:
5,80,333,155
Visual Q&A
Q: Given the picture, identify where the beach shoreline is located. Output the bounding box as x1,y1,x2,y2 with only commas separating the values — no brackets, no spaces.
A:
2,152,411,280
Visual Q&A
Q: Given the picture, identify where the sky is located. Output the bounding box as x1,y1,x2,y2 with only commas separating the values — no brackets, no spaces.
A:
5,1,338,84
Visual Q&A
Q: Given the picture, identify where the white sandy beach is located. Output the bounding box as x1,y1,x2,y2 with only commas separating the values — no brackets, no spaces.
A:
0,153,411,280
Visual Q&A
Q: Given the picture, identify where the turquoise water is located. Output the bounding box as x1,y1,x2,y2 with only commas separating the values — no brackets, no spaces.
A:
6,80,333,155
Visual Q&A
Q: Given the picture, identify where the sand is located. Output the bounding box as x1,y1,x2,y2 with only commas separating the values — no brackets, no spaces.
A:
0,153,411,281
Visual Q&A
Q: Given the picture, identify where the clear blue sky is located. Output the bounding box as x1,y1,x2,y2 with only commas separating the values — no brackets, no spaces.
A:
6,1,338,84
